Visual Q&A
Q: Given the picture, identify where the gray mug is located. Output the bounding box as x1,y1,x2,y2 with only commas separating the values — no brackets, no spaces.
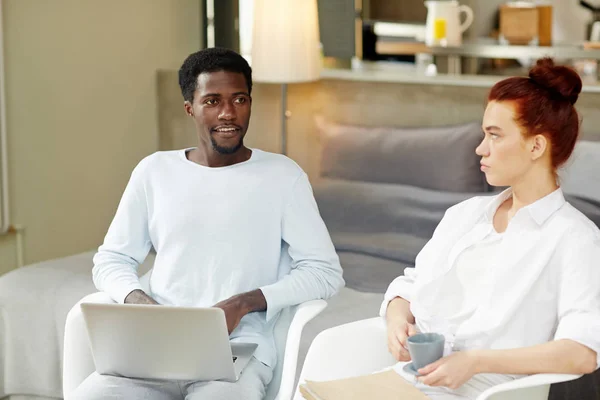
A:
407,332,445,370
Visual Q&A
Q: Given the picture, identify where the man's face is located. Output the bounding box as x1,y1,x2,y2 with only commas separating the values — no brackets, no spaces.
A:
184,70,251,154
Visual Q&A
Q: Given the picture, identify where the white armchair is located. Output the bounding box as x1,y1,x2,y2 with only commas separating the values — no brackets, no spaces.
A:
294,318,581,400
63,282,326,400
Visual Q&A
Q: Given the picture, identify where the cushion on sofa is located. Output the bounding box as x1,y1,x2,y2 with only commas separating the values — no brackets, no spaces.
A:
316,117,487,192
559,140,600,203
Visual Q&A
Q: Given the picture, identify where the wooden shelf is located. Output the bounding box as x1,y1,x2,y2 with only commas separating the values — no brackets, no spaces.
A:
375,40,430,55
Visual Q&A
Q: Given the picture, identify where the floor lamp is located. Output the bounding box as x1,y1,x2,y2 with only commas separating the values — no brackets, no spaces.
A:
251,0,321,156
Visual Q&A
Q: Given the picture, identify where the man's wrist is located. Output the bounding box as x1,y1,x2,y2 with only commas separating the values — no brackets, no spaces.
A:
238,289,267,315
124,289,143,304
124,289,156,304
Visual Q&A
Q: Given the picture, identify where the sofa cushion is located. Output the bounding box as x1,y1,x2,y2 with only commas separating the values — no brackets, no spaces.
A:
317,117,487,192
559,140,600,203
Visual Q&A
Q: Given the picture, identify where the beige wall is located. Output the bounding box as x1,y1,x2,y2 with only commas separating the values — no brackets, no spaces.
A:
0,0,202,275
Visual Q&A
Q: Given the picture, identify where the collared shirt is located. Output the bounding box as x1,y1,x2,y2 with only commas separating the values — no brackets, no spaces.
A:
434,230,503,333
381,188,600,397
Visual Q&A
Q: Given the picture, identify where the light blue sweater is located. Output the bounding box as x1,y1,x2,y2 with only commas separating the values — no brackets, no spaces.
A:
92,148,344,367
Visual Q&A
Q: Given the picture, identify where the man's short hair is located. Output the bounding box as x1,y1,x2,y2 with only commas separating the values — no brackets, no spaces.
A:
178,47,253,103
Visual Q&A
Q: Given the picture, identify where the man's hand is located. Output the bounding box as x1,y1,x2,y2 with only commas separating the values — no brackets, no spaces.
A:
387,318,417,361
213,289,267,334
213,295,247,334
417,351,479,389
124,289,159,305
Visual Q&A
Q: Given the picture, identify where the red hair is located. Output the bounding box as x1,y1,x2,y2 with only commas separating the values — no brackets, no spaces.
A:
488,58,582,170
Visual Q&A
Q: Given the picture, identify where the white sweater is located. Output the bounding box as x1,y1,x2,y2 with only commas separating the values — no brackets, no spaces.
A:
92,148,344,367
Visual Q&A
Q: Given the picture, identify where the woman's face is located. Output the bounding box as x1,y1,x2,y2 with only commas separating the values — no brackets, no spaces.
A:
476,100,546,188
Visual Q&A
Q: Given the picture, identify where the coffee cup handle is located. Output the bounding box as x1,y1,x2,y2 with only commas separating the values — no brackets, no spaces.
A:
458,5,474,34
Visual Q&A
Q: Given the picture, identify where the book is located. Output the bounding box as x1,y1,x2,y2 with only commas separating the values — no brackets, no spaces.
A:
299,369,430,400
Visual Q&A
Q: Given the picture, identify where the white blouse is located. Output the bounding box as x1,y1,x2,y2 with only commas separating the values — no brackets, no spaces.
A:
381,188,600,398
434,230,503,334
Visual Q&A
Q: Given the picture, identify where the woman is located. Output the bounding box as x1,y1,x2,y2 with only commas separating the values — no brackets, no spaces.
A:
381,58,600,399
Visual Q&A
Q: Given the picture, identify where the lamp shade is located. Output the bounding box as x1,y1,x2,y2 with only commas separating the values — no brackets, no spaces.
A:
251,0,321,83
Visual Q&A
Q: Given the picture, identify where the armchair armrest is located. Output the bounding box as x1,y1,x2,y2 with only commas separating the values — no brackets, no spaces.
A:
476,373,582,400
62,292,116,399
296,317,395,387
275,299,327,400
292,316,583,400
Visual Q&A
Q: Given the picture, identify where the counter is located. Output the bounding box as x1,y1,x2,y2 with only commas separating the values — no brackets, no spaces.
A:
321,61,600,93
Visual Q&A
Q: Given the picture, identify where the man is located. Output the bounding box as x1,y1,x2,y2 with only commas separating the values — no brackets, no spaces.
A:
73,47,344,399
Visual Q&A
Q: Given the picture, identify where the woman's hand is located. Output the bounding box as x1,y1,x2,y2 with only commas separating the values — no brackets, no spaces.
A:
387,318,417,361
417,351,480,389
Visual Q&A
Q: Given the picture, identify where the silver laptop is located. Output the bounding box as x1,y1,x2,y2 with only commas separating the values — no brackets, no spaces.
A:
80,302,258,382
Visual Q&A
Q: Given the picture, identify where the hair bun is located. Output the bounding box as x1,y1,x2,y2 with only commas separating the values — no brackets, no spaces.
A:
528,58,582,105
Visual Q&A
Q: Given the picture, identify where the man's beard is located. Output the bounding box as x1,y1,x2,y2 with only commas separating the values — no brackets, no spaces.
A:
210,135,243,155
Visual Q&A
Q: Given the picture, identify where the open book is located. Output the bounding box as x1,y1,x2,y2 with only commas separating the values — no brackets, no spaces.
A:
299,369,430,400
